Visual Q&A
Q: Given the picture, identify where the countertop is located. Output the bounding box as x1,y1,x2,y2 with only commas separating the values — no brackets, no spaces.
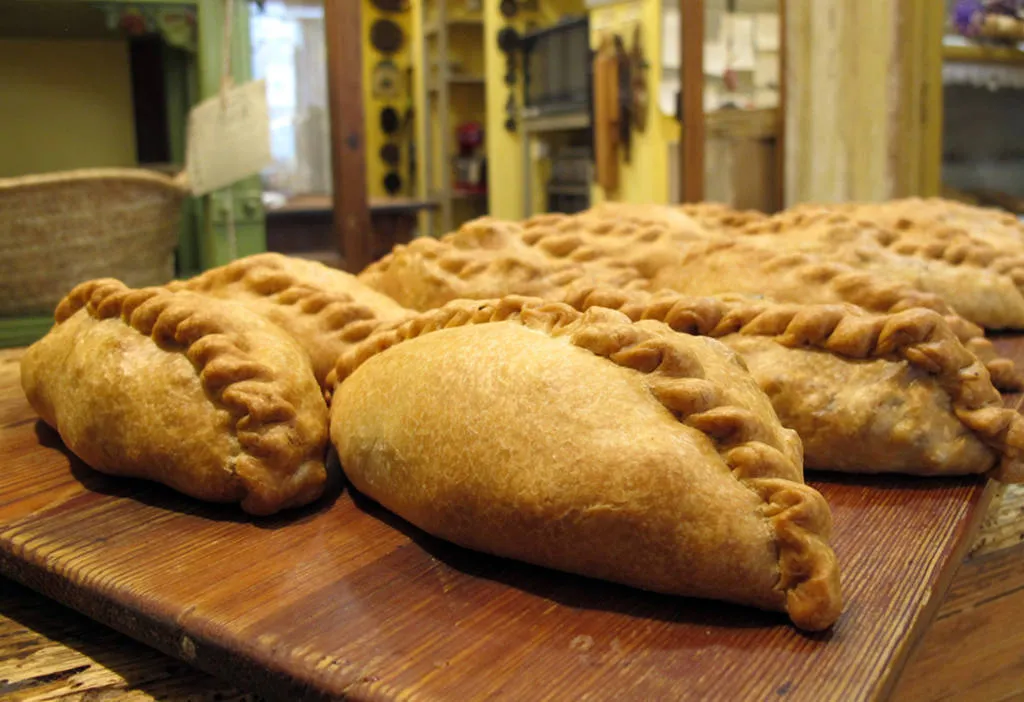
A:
2,345,1023,701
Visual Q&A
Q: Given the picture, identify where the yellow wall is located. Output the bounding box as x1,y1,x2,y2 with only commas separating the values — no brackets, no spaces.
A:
0,39,136,178
589,0,675,206
362,1,414,200
484,1,525,220
484,0,671,219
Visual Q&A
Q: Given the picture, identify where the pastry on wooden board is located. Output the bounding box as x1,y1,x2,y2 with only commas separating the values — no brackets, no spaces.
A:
513,212,1022,391
357,218,642,311
562,285,1024,482
330,297,842,631
21,279,329,515
736,209,1024,330
172,253,411,388
806,197,1024,254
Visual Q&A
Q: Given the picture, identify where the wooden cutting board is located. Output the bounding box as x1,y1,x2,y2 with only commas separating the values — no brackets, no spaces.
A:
0,346,1009,701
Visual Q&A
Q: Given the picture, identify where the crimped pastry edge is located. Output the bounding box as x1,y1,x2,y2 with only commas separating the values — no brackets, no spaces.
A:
332,295,842,631
752,206,1024,281
55,278,327,514
357,218,645,305
513,213,1023,390
562,285,1024,483
176,256,395,377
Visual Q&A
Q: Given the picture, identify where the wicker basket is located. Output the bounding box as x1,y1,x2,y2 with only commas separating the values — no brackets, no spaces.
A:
0,168,188,317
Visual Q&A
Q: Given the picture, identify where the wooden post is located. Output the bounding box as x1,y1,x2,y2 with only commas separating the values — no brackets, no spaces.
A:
783,0,941,205
679,0,704,203
324,0,371,272
775,0,786,211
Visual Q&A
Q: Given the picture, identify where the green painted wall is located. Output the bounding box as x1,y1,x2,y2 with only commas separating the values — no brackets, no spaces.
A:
0,39,137,178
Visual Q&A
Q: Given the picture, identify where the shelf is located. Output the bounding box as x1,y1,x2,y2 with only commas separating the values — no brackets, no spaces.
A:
428,75,486,93
942,43,1024,65
546,184,591,196
431,189,488,201
520,110,591,133
424,17,484,37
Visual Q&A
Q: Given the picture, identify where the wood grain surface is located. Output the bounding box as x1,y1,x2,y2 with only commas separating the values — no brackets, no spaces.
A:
0,347,1001,701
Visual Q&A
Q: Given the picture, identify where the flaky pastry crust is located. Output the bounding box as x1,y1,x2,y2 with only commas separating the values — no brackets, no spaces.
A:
332,297,841,630
562,285,1024,482
21,279,329,515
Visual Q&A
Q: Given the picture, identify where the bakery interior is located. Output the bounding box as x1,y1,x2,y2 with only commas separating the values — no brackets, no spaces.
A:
3,0,1024,699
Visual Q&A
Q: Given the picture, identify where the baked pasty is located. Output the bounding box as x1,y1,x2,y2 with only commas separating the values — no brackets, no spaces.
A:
21,279,330,515
562,285,1024,482
357,217,641,311
809,197,1024,253
174,253,411,388
514,212,1022,391
737,209,1024,330
330,297,842,631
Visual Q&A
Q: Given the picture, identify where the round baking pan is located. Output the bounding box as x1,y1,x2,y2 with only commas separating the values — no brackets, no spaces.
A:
370,0,405,12
497,27,521,53
370,19,404,53
380,143,401,166
372,59,401,99
383,171,403,194
380,106,400,134
500,0,518,19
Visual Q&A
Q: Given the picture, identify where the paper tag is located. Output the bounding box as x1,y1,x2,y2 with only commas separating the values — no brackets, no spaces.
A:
754,51,780,88
185,79,271,196
728,15,756,71
754,13,780,52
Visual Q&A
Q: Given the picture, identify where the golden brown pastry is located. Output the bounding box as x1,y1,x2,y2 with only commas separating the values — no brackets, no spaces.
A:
21,279,329,515
676,201,769,233
330,297,842,631
174,253,411,388
562,285,1024,482
738,209,1024,330
357,217,641,310
576,200,714,237
447,211,1024,391
809,197,1024,254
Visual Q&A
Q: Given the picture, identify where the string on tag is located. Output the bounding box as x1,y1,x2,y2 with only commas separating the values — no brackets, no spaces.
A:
220,0,238,260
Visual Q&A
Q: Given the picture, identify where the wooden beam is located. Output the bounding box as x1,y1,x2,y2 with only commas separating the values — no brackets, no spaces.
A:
324,0,370,272
679,0,704,203
775,0,786,211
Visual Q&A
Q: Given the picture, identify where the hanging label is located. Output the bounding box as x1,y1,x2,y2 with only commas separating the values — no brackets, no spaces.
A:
185,79,271,196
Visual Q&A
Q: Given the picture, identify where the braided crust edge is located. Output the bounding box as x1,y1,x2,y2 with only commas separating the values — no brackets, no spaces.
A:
332,295,841,630
563,285,1024,483
56,278,327,514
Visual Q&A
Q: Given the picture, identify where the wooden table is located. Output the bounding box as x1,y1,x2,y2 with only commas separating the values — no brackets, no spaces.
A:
2,345,1024,701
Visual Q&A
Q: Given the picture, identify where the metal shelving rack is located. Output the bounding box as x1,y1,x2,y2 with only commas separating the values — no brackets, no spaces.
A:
420,1,485,235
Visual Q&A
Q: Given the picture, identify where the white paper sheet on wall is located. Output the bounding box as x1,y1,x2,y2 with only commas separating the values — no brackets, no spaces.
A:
755,12,780,51
754,51,779,87
704,82,722,112
754,88,780,109
728,14,756,71
658,77,680,116
704,42,727,76
662,7,680,69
